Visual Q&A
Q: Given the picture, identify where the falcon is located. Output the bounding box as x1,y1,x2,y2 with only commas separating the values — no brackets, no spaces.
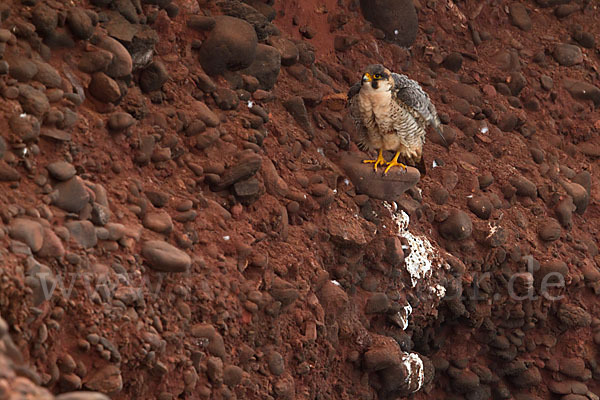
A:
347,64,447,174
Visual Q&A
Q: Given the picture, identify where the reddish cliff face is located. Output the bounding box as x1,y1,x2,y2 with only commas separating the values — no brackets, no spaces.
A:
0,0,598,399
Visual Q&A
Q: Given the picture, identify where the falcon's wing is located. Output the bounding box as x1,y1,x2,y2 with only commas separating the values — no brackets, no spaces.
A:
392,73,447,146
347,82,370,150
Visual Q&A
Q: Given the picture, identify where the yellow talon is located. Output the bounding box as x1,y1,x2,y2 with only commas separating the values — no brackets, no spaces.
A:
362,149,386,172
383,151,407,175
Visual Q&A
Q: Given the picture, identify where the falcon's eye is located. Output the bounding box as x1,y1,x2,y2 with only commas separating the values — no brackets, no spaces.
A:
374,74,382,79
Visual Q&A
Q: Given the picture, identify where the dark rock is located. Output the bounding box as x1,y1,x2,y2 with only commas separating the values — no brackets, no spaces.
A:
267,351,285,375
341,153,420,201
9,218,44,252
67,7,95,40
359,0,418,47
498,112,518,132
573,31,595,48
107,112,135,131
451,83,483,106
510,366,542,388
9,113,40,142
467,195,493,220
555,197,575,227
187,15,216,31
47,161,76,181
364,337,401,371
283,96,314,137
91,203,111,226
270,36,298,66
18,85,50,117
0,137,5,160
142,212,173,234
558,303,591,329
553,43,583,66
78,49,114,73
193,72,216,93
53,177,90,213
448,367,480,393
84,365,123,396
139,61,169,93
510,175,537,198
0,161,21,181
333,35,359,52
212,88,239,110
8,57,38,83
559,358,586,379
223,365,243,387
88,72,121,103
145,190,169,207
217,0,277,41
440,209,473,241
194,102,220,127
96,34,133,78
242,44,281,90
115,0,138,23
31,3,58,37
214,154,262,190
198,16,257,76
142,240,191,272
509,3,532,31
66,221,97,249
442,52,463,72
508,72,527,96
560,180,589,214
431,184,449,205
555,4,579,18
538,219,561,242
190,324,226,358
365,292,390,314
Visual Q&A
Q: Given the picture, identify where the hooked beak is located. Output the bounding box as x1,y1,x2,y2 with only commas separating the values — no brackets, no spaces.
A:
362,73,372,83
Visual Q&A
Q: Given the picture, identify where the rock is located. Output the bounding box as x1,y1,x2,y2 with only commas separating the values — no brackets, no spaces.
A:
270,36,298,66
556,4,579,18
0,161,21,181
96,34,133,78
538,220,561,242
451,83,483,106
440,209,473,241
555,197,575,227
212,88,239,110
67,7,95,40
364,336,402,371
553,43,583,66
563,79,600,107
56,393,111,400
88,72,121,103
190,324,226,358
365,292,390,314
270,277,300,307
214,154,262,190
448,367,480,393
560,180,589,214
66,221,98,249
107,112,135,131
559,358,586,379
359,0,418,47
78,49,114,73
442,52,463,72
341,153,419,201
334,35,359,52
37,228,65,258
223,365,243,387
206,356,223,384
242,44,281,90
283,96,314,138
47,161,76,181
9,218,44,252
467,195,493,220
187,15,216,31
198,16,258,76
142,240,191,272
9,113,40,142
511,366,542,388
32,3,58,36
18,85,50,117
84,365,123,396
194,101,220,127
557,303,591,328
510,175,537,198
217,0,277,41
7,57,38,83
573,31,595,48
508,71,527,96
509,3,532,31
142,212,173,234
267,351,285,375
54,177,91,213
139,61,169,93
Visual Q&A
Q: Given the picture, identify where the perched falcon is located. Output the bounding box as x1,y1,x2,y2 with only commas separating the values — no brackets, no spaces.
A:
347,64,447,174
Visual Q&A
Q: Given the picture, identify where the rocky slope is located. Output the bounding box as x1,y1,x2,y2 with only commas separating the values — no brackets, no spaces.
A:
0,0,599,399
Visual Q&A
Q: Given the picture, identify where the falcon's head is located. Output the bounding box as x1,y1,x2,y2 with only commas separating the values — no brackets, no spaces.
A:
361,64,393,92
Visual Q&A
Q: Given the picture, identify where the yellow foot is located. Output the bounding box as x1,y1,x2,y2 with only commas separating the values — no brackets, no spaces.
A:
383,159,407,175
362,149,386,172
